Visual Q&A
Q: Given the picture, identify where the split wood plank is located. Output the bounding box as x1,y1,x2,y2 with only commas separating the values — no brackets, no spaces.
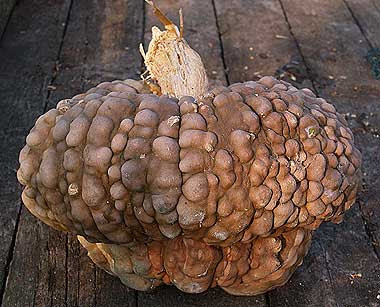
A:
139,286,267,307
47,0,145,305
2,0,144,306
0,0,16,37
213,0,313,90
0,1,72,305
215,0,380,306
278,0,380,306
343,0,380,260
344,0,380,47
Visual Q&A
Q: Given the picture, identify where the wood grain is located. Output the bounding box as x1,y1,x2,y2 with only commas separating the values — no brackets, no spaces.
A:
213,0,314,90
139,286,266,307
1,0,380,306
0,0,72,305
46,0,144,304
344,0,380,262
279,0,380,306
344,0,380,47
1,0,143,306
0,0,16,38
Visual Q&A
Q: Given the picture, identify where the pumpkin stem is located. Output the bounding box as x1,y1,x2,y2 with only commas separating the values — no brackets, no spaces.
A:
179,8,184,39
145,0,174,29
142,1,209,99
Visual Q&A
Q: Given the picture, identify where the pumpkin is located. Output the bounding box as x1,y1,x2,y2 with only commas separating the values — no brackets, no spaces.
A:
17,2,361,295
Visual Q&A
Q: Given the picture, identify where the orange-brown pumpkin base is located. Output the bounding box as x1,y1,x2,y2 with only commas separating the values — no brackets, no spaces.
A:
78,227,312,295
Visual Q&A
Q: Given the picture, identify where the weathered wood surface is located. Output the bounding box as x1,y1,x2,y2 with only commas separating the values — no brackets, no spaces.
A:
278,2,380,306
0,0,379,306
214,1,380,306
0,1,72,306
344,0,380,262
0,0,16,38
1,0,141,306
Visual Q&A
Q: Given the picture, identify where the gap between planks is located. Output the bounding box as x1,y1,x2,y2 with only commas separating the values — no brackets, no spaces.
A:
336,0,380,264
43,0,74,113
211,0,230,85
359,203,380,262
342,0,373,48
2,0,378,305
277,0,318,94
140,0,146,80
373,0,380,14
0,204,22,307
0,0,17,41
275,2,336,302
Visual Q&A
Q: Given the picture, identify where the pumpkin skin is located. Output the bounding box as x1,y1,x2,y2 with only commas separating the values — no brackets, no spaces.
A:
17,76,361,295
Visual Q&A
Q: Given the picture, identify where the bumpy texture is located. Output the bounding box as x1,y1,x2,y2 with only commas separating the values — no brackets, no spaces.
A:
17,77,361,295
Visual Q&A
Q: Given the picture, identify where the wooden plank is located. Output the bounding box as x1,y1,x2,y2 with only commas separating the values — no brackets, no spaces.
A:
2,1,379,306
213,0,313,89
268,238,337,307
269,206,379,307
0,141,22,301
0,0,72,305
280,0,380,112
46,0,144,305
2,0,143,306
344,0,380,47
278,0,380,306
46,0,145,109
95,267,137,307
0,0,16,37
215,0,380,306
343,0,380,260
139,286,267,307
65,233,98,307
357,130,380,260
2,209,68,307
0,199,20,303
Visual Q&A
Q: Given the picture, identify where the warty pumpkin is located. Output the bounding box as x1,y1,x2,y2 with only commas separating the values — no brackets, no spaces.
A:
17,2,362,295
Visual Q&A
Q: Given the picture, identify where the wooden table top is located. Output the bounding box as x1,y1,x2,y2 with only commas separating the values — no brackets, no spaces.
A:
0,0,379,306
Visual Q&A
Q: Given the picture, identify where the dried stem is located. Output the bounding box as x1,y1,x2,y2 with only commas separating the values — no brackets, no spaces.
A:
145,0,174,29
142,1,209,98
179,8,184,39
